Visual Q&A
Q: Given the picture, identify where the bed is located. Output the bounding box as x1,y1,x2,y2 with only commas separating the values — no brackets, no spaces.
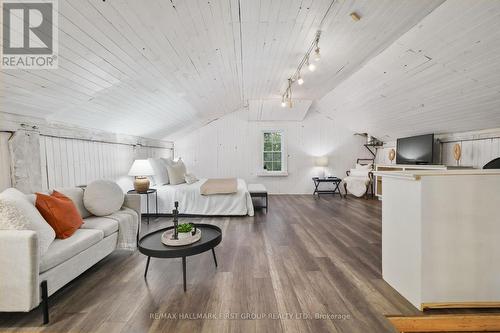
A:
149,178,254,216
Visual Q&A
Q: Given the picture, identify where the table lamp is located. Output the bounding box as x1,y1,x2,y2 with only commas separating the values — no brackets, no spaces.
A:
128,159,154,192
315,156,329,178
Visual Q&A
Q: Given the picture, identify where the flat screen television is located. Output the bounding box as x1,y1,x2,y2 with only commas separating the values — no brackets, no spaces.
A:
396,134,434,165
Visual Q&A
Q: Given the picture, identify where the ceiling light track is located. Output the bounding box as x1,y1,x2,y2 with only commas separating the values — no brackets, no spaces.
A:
281,30,321,108
279,0,336,108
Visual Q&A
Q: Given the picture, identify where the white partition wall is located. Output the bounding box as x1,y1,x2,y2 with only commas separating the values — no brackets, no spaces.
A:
39,135,173,191
0,132,11,192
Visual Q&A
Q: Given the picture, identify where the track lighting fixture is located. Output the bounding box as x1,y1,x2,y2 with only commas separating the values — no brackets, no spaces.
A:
297,73,304,85
307,58,316,72
313,46,321,62
279,30,322,107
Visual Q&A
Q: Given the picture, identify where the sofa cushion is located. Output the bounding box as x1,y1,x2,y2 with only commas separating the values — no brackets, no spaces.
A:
40,229,103,272
0,199,30,230
54,187,92,218
0,188,55,256
35,191,83,239
83,180,124,216
81,216,119,237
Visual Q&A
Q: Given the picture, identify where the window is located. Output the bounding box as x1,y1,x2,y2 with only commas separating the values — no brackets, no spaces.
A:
262,130,286,174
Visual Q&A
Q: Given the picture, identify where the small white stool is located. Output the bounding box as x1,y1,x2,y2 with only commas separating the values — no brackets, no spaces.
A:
248,184,268,212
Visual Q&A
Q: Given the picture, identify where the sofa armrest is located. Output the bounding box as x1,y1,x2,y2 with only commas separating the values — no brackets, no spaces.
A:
123,193,141,226
0,230,40,312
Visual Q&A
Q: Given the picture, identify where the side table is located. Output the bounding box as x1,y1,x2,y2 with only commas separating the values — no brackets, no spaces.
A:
127,189,158,223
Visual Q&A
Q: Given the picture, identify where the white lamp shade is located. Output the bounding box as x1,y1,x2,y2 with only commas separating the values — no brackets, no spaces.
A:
128,159,154,176
315,156,329,167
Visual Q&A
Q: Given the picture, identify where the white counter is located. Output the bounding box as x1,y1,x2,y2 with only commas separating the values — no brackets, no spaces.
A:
376,169,500,309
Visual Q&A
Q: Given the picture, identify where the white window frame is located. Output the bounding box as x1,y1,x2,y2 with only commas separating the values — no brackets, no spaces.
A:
258,129,288,177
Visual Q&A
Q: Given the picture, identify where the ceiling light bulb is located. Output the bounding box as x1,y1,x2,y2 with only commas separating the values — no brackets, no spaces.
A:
281,95,286,107
297,75,304,85
314,47,321,62
308,62,316,72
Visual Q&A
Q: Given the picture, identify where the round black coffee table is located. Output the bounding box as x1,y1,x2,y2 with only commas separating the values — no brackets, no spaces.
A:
138,223,222,291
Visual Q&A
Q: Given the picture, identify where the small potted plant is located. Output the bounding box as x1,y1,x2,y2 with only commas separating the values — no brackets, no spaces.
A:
177,223,194,239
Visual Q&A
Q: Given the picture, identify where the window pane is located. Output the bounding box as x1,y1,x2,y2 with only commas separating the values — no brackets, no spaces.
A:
273,162,282,171
264,141,272,151
272,132,281,143
273,152,281,161
263,152,273,161
272,142,281,151
264,161,272,171
264,132,271,142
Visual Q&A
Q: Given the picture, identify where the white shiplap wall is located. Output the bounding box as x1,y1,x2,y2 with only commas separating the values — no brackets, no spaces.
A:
0,133,12,191
39,136,172,191
175,109,372,194
375,130,500,168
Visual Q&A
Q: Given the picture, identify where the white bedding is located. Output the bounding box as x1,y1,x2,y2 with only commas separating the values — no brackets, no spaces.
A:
149,178,254,216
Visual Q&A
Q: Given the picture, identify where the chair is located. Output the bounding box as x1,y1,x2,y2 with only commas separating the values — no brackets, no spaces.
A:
483,157,500,169
343,159,374,199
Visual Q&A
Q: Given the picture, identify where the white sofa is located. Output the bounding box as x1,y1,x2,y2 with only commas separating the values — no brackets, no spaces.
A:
0,187,141,324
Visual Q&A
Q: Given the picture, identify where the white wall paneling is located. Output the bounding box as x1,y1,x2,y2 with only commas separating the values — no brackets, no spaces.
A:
39,135,173,191
0,132,12,192
375,129,500,168
175,109,372,194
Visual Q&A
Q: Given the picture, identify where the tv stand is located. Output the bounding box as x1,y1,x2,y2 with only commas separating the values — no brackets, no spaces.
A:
374,164,447,199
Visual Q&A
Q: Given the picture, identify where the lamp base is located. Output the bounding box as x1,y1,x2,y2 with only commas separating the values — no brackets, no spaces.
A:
134,177,150,193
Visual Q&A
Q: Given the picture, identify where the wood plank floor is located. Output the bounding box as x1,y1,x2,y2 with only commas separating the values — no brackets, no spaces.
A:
0,195,437,332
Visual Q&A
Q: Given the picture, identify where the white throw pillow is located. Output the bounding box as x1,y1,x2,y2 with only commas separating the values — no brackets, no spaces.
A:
0,188,55,255
83,180,124,216
356,163,372,170
350,169,370,178
164,158,187,185
185,173,198,185
55,187,92,218
148,158,169,185
0,199,30,230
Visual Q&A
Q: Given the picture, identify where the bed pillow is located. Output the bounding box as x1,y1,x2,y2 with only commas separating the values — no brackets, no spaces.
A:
0,188,55,255
164,158,187,185
148,158,169,185
35,191,83,239
83,180,124,216
185,173,198,185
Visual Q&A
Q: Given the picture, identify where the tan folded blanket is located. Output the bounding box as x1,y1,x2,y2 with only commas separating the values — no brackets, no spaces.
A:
200,178,237,195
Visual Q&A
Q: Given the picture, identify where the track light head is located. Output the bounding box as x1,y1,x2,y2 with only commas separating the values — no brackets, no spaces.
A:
314,47,321,62
281,95,286,107
308,60,316,72
297,74,304,85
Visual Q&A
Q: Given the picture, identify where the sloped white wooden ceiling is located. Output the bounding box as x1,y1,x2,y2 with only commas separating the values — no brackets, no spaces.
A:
0,0,445,139
317,0,500,140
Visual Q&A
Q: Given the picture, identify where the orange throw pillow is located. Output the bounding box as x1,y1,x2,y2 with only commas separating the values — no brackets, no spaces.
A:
35,191,83,239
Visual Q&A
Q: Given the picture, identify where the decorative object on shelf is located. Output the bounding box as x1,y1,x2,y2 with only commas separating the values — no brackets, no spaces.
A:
388,149,396,163
453,143,462,165
315,156,329,177
128,159,154,192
